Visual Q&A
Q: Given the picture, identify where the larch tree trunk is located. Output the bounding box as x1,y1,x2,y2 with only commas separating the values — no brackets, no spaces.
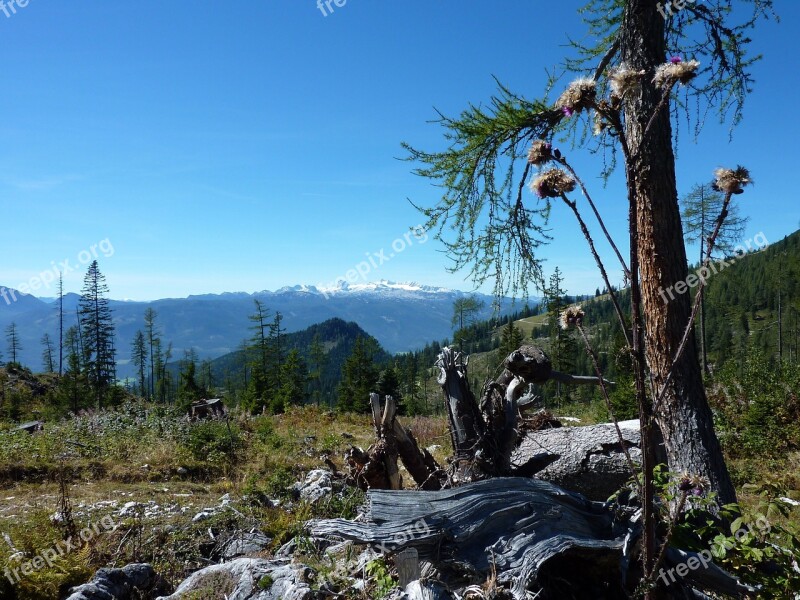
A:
619,0,736,505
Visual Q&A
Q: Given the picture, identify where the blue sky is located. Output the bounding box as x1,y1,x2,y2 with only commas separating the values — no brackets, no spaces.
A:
1,1,796,301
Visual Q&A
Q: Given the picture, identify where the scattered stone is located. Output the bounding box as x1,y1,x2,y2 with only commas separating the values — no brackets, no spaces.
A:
66,563,169,600
191,493,236,522
293,469,333,503
156,558,315,600
222,531,273,559
176,466,189,476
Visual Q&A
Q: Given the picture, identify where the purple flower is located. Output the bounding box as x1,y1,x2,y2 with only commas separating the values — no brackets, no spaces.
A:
670,56,682,64
562,106,575,117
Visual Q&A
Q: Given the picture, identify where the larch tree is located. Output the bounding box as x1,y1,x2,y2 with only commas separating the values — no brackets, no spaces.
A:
404,0,773,587
57,272,64,376
5,323,21,365
451,295,486,352
78,260,117,408
144,307,159,400
681,182,748,373
41,333,56,373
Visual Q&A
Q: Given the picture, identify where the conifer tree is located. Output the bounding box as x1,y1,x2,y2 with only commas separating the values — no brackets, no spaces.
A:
78,261,116,408
275,349,308,412
144,308,159,400
41,333,56,373
131,330,147,397
337,336,380,413
682,183,748,372
5,323,21,366
308,333,327,407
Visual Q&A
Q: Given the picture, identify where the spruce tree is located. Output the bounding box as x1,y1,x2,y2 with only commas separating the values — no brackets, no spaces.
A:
275,349,308,412
498,318,524,359
144,308,159,400
131,330,147,397
78,261,116,408
308,333,327,407
337,336,380,413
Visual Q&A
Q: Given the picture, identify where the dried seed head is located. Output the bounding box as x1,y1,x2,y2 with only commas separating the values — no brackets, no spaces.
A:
527,140,555,166
653,59,700,88
608,65,646,99
530,168,576,199
559,305,585,329
713,166,752,195
593,112,609,136
556,77,597,116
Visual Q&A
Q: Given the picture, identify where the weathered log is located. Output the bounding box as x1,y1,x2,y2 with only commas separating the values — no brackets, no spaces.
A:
310,478,757,599
511,419,664,501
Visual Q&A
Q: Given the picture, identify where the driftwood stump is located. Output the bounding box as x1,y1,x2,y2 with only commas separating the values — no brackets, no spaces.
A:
328,345,757,598
310,478,755,599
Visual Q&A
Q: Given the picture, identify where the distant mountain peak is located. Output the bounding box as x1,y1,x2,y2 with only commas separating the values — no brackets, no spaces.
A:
314,279,454,296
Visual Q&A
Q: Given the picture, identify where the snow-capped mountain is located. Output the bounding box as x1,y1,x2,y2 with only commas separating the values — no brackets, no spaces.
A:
0,281,530,375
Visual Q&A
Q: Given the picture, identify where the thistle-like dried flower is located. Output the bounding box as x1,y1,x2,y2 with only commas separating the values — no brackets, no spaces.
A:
529,168,576,199
556,77,597,116
608,65,646,99
559,305,585,329
713,166,752,195
593,112,608,136
653,58,700,88
527,140,555,166
679,472,710,496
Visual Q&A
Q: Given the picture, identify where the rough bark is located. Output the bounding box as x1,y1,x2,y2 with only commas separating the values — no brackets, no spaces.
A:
619,0,736,505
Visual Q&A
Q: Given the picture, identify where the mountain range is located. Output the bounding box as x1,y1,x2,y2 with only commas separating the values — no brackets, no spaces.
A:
0,280,523,376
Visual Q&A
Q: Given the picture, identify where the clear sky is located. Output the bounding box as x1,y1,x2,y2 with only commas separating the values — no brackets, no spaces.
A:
1,1,797,301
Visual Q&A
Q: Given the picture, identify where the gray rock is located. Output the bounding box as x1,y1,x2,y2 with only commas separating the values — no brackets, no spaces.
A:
292,469,333,503
223,532,273,559
156,557,315,600
66,563,168,600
